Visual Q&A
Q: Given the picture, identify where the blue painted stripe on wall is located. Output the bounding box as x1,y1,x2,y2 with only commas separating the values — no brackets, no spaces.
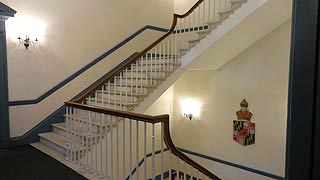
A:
8,25,168,106
178,147,285,180
125,148,169,180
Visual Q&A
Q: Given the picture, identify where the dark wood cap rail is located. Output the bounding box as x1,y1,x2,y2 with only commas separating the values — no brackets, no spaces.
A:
65,101,168,123
73,0,204,103
65,101,221,179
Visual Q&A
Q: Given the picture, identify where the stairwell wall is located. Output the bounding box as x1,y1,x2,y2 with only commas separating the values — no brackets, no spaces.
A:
4,0,174,137
171,20,291,179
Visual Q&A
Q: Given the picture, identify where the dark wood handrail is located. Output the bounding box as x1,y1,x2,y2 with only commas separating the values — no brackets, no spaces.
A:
65,101,221,180
162,119,221,180
65,101,167,123
73,0,204,103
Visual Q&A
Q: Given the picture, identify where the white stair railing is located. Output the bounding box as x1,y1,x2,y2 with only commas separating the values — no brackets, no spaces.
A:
64,0,248,179
65,101,221,180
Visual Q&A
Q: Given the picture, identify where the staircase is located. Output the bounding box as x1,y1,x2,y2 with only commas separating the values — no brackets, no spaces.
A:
33,0,253,179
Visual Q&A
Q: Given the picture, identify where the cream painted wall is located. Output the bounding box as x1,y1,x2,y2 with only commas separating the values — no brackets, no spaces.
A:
171,20,291,179
3,0,174,137
5,0,173,100
174,0,198,14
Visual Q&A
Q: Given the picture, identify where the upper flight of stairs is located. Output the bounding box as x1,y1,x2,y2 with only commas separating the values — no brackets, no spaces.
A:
32,0,264,179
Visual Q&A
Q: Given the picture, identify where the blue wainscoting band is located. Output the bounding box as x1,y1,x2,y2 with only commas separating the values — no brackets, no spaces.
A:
178,147,285,180
10,52,139,146
8,25,168,106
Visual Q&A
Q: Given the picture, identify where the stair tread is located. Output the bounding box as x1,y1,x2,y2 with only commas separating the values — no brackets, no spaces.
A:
218,9,234,15
52,122,66,130
39,132,69,148
122,69,174,73
116,76,165,80
137,61,178,65
197,30,210,34
207,20,222,26
188,39,201,43
108,82,160,87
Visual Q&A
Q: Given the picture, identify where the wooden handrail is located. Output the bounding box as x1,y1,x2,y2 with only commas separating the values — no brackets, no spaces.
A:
65,101,167,123
73,0,204,103
162,118,221,180
65,101,221,179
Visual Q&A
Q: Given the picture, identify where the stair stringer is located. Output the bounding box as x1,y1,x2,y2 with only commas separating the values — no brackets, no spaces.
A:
181,0,269,69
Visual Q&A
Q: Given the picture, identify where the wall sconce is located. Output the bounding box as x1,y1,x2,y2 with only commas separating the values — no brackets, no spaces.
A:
184,113,193,120
180,99,202,120
17,35,38,49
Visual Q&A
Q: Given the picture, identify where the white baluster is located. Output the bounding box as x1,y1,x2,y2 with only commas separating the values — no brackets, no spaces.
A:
120,73,123,111
123,119,126,180
135,60,138,98
85,109,90,171
203,1,205,27
136,121,139,180
161,124,164,180
110,115,114,179
115,77,118,110
176,157,179,179
95,112,98,173
129,119,132,180
140,56,143,95
65,106,70,161
191,165,193,180
99,113,103,178
116,116,119,180
130,64,133,103
208,0,211,23
145,53,149,87
184,161,187,180
144,122,147,180
169,151,172,180
105,114,109,179
108,82,111,108
152,123,155,180
167,37,170,71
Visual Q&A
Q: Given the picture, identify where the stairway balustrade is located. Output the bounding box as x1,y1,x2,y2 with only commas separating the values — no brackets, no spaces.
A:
63,0,248,179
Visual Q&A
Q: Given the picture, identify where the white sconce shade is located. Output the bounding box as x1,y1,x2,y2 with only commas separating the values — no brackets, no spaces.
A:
180,99,202,120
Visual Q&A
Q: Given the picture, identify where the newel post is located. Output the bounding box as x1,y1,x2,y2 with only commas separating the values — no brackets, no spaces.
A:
0,2,16,148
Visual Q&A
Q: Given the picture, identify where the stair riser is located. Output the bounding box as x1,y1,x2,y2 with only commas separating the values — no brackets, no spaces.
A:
53,126,66,137
131,65,176,71
96,92,139,102
89,102,129,110
137,61,178,65
40,137,66,155
122,71,167,78
137,58,175,63
114,78,158,85
105,86,148,94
